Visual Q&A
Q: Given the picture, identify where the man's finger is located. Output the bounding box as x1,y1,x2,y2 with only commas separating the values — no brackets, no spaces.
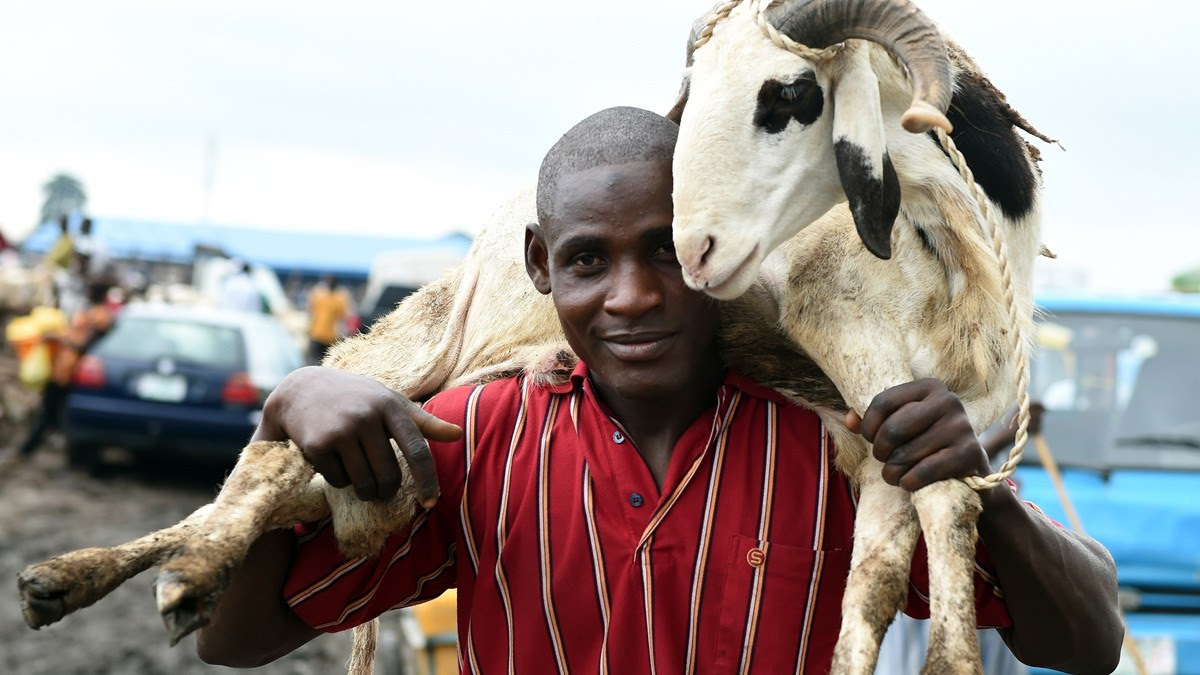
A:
859,379,940,442
844,409,862,433
384,404,441,508
363,425,402,500
867,400,945,463
311,453,351,489
896,445,982,492
337,440,379,501
878,425,957,486
412,405,464,442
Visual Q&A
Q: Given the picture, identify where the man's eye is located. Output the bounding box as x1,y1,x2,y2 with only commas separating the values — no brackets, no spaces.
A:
571,253,602,267
654,241,677,257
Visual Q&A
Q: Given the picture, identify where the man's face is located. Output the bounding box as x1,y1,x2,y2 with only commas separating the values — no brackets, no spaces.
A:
527,159,722,400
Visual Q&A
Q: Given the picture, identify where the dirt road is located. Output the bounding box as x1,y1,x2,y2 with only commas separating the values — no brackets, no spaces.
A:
0,352,354,674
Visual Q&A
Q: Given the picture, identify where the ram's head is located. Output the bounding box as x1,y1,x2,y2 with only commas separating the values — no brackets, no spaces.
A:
669,0,954,299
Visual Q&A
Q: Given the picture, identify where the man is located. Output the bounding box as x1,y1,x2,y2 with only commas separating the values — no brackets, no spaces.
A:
219,261,264,314
73,217,110,282
197,108,1122,673
9,280,114,461
307,274,348,363
43,214,74,271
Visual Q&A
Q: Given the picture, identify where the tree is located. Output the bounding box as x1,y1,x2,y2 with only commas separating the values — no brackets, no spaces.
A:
38,173,87,226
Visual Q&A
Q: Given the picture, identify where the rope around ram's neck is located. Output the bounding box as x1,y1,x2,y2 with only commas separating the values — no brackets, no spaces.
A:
931,127,1030,489
695,0,842,62
694,0,1029,490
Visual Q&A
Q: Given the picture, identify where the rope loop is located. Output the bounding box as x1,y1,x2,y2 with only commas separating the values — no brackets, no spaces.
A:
693,0,843,62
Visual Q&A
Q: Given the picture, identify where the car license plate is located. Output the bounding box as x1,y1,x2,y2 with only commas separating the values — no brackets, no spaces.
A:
1114,635,1175,675
135,374,187,402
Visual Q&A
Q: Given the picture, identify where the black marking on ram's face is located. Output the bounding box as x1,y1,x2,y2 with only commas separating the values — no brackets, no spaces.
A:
931,74,1037,221
754,71,823,134
834,140,901,260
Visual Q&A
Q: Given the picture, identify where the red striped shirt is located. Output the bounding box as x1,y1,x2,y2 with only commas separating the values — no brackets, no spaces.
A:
284,363,1011,673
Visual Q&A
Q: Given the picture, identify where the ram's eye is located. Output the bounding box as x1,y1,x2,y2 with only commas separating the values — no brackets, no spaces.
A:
779,81,810,102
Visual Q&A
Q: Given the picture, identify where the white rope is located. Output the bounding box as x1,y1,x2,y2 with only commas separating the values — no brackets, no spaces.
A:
932,126,1030,490
693,0,1029,490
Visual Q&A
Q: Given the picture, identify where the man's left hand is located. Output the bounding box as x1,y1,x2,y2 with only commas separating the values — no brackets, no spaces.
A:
845,378,991,491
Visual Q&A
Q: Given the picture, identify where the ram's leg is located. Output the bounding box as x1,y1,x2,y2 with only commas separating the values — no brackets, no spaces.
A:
17,502,215,629
912,478,983,675
154,440,315,644
831,457,921,675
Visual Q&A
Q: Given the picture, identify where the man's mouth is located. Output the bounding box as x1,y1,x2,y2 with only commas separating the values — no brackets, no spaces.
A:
601,331,677,361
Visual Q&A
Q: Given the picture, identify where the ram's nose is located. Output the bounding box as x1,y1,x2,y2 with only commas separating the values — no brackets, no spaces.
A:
675,231,715,288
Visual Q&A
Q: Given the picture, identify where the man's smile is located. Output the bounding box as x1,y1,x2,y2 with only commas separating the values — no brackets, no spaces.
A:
599,331,678,361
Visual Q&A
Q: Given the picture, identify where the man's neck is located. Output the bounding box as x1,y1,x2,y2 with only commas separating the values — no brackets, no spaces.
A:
590,358,725,489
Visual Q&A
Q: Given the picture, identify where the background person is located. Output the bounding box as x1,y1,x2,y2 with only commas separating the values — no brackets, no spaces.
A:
6,280,114,463
306,275,347,364
73,217,110,283
219,261,264,314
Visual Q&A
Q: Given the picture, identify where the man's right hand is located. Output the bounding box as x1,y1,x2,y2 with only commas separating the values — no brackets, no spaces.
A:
254,366,462,508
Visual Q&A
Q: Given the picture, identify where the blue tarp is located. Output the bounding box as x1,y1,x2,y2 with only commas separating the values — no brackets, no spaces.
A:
20,218,473,281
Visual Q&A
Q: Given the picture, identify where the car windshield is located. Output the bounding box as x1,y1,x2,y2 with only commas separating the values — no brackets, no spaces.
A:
93,316,246,370
1030,311,1200,471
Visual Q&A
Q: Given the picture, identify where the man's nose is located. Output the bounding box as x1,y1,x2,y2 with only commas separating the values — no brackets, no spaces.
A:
603,262,663,316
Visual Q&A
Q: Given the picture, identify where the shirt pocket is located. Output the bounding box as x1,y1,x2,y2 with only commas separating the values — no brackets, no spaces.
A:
711,534,851,674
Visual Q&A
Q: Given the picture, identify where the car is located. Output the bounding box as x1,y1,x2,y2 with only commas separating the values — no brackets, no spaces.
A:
1020,293,1200,674
62,303,305,469
358,245,467,331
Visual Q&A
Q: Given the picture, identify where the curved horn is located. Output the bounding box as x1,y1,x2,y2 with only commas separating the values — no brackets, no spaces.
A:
668,6,724,122
765,0,953,134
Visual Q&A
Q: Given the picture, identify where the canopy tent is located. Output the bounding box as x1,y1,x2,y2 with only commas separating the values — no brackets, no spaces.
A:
19,218,472,282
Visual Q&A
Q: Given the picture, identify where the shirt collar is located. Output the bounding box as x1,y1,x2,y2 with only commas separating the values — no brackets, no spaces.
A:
541,359,786,405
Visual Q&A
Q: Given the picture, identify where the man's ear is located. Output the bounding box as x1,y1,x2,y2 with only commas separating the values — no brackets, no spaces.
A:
524,222,552,295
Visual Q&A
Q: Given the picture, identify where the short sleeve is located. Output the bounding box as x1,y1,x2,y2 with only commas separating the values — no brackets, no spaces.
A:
903,483,1059,629
282,385,478,632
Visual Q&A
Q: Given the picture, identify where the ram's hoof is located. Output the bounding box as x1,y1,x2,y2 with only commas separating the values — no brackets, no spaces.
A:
155,570,217,645
16,571,70,628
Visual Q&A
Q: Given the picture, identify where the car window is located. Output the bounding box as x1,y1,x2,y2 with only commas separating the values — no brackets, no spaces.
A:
244,319,305,378
94,316,246,370
1031,311,1200,471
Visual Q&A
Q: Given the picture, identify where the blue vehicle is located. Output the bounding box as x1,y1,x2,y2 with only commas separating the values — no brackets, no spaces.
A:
1021,293,1200,674
63,304,305,468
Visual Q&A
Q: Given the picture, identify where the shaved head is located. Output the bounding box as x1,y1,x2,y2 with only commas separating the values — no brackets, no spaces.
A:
536,106,679,226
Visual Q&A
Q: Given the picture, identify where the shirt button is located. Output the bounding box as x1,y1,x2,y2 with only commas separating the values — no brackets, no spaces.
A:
629,492,644,508
612,430,626,444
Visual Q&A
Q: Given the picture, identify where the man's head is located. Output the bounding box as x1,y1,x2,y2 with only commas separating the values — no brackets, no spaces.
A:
526,106,722,402
58,215,69,233
80,218,93,235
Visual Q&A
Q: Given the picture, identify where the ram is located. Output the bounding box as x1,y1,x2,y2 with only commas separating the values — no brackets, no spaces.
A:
667,0,1050,671
18,0,1051,673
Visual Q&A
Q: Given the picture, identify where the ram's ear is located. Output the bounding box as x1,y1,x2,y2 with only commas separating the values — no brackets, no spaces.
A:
666,68,691,123
831,54,900,260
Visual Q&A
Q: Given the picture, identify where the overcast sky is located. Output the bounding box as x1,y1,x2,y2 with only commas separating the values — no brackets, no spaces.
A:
2,0,1197,290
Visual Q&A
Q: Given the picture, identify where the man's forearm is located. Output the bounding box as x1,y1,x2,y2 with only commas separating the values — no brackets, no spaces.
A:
977,486,1123,673
194,529,320,667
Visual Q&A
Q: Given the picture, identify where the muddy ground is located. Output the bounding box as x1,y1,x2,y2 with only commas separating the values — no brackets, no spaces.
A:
0,348,356,675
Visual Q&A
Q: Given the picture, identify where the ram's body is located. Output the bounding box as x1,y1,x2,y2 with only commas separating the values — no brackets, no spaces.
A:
665,2,1047,672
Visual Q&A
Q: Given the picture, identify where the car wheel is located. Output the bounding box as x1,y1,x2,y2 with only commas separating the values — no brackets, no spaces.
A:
66,442,100,473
